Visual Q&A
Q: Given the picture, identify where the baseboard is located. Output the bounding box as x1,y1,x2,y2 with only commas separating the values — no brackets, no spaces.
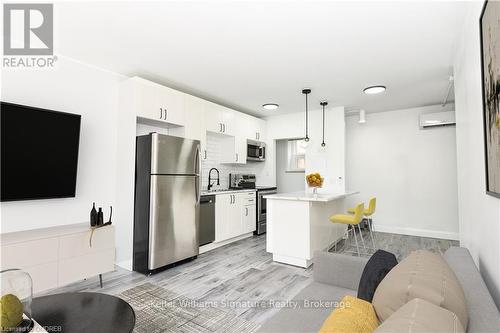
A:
116,259,133,271
199,233,254,254
374,224,459,241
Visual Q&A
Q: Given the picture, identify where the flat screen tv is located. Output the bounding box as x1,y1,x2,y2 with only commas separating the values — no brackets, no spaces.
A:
1,102,81,201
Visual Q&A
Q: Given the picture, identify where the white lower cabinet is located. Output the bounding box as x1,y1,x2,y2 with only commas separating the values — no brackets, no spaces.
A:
242,204,256,234
215,192,256,243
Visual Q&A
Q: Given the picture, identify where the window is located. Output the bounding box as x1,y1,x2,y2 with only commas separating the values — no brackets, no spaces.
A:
287,139,306,172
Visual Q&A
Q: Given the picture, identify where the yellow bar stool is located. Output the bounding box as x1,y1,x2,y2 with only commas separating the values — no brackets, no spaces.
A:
329,203,365,256
348,197,377,250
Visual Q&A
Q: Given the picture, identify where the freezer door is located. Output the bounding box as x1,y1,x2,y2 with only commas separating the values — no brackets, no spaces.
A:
148,175,200,270
151,133,200,175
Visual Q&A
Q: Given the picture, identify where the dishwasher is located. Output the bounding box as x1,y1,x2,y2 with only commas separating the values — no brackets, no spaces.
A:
199,195,216,246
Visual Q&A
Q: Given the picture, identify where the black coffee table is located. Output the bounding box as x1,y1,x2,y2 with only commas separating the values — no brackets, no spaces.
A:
32,292,135,333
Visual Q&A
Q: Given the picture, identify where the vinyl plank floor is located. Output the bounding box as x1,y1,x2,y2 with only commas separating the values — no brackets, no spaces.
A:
41,231,459,326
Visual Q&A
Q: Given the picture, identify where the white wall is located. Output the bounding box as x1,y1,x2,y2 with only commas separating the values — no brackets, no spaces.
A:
1,57,125,234
453,1,500,307
276,140,305,193
345,105,459,240
262,107,346,194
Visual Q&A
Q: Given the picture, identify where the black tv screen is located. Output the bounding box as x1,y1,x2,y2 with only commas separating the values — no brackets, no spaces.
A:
1,102,81,201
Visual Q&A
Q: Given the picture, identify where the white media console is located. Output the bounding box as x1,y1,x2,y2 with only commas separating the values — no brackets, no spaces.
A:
1,223,115,294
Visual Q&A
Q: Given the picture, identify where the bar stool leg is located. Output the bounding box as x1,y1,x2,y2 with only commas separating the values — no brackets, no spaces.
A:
368,217,376,249
370,217,377,241
352,224,361,256
356,223,367,254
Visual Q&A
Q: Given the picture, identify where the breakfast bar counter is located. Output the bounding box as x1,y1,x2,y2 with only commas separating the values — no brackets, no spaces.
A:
264,190,358,267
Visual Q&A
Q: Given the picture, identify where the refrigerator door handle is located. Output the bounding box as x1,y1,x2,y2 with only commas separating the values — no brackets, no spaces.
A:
195,144,201,176
195,175,200,205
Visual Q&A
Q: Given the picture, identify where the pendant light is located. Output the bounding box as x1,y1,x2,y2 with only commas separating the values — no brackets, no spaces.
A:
302,88,311,142
359,109,366,123
320,101,328,147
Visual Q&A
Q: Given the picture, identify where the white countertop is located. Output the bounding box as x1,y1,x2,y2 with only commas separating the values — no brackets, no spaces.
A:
1,223,114,245
201,188,256,196
264,190,359,202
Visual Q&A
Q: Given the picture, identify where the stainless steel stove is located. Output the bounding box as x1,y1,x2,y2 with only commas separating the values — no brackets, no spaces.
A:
255,186,277,235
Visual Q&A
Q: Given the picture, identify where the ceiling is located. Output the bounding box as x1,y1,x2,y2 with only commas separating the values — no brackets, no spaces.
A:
56,1,466,117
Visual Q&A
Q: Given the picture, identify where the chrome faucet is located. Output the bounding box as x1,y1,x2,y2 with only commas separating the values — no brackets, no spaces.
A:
207,168,220,191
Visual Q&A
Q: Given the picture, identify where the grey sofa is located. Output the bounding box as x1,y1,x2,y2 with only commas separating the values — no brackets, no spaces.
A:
258,247,500,333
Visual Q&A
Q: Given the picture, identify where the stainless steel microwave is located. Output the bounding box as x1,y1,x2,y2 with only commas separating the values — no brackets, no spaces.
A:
247,140,265,161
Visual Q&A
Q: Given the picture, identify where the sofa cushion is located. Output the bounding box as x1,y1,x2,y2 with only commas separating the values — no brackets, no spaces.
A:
375,298,465,333
444,247,500,333
318,295,379,333
357,250,398,302
372,250,468,329
256,282,356,333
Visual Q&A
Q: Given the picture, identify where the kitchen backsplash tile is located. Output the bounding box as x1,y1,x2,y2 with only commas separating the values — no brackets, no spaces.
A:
201,133,265,190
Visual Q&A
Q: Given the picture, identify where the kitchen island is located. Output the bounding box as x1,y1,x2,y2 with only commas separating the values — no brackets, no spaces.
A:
264,191,358,267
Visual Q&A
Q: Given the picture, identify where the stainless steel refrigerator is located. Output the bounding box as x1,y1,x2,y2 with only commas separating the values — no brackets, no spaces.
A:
133,133,200,274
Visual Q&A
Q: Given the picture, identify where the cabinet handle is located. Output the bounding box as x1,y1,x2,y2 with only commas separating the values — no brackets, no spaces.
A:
236,153,238,162
160,108,163,119
204,150,207,159
223,123,226,133
220,123,223,132
245,207,248,216
164,108,167,120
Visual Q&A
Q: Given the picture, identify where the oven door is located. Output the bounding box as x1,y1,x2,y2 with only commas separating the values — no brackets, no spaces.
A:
258,190,276,222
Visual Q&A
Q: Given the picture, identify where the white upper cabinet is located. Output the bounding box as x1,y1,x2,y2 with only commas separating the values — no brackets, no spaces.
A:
219,107,235,136
125,77,266,165
240,114,266,142
220,135,247,164
183,95,207,159
205,102,234,136
133,77,185,126
255,118,266,142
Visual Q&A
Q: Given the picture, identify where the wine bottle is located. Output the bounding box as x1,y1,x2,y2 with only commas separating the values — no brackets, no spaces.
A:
97,207,104,226
90,203,98,227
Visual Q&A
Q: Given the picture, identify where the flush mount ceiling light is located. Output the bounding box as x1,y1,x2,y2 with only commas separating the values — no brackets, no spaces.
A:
262,103,279,110
363,85,386,95
302,88,311,142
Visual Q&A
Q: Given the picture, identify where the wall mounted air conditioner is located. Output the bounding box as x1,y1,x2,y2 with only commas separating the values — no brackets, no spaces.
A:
419,111,456,129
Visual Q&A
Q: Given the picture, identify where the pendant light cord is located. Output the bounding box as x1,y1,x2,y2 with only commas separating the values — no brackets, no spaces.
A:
302,89,311,142
305,93,309,140
322,104,325,146
320,101,328,147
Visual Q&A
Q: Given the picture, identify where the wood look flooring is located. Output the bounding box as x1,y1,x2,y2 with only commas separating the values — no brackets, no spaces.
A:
41,232,459,326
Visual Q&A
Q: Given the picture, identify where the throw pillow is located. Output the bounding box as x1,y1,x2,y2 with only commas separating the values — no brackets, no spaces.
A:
372,250,468,329
375,298,465,333
318,295,379,333
357,249,398,302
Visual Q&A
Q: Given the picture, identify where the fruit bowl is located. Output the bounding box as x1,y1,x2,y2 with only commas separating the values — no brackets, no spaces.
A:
306,173,324,195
